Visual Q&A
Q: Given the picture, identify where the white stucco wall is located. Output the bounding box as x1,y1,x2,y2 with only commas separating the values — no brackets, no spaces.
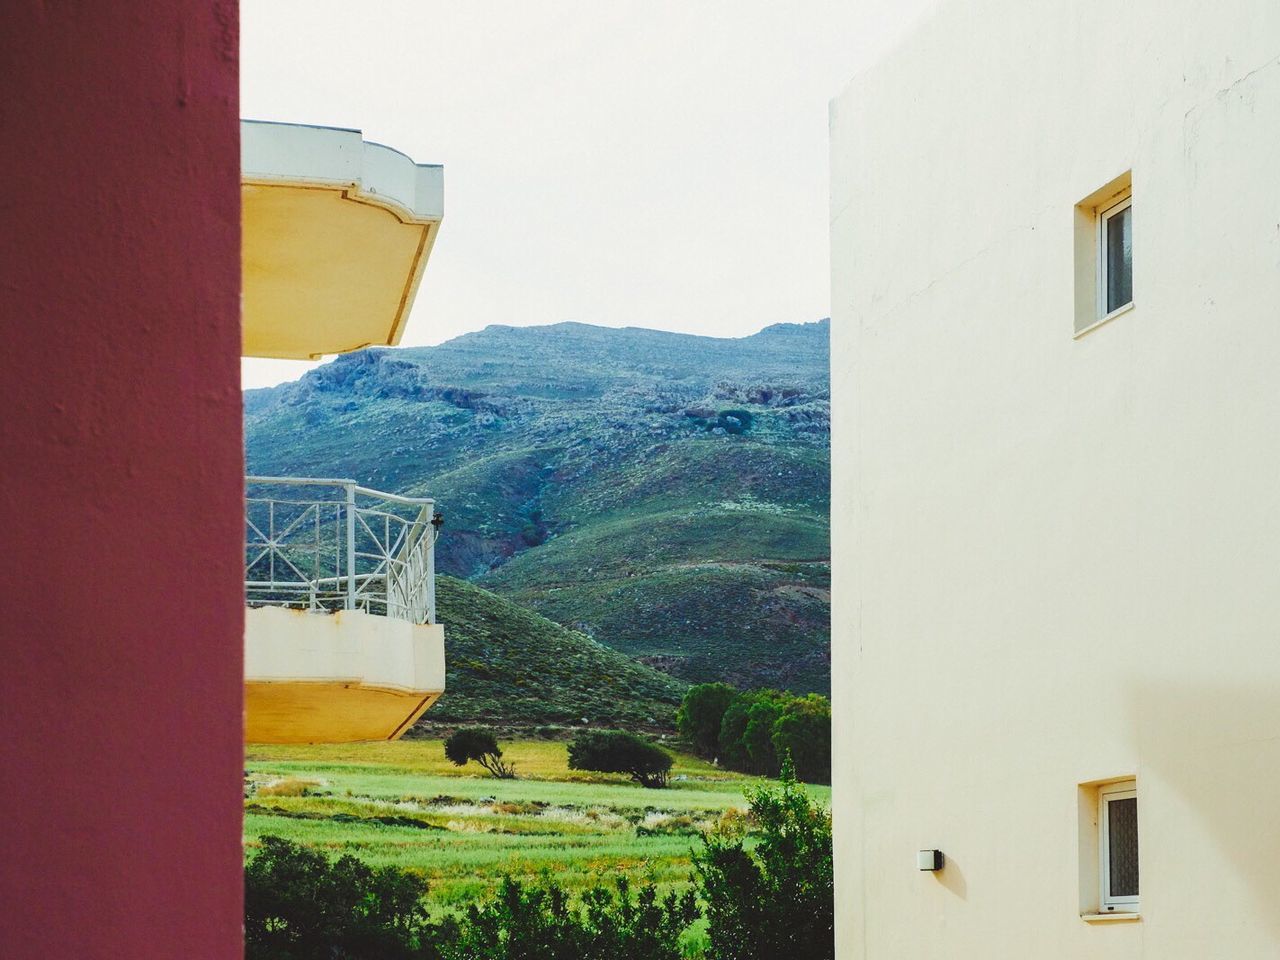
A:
245,606,445,693
830,1,1280,957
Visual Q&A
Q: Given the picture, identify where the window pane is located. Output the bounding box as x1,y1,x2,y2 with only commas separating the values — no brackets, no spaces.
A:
1106,205,1133,313
1108,796,1139,897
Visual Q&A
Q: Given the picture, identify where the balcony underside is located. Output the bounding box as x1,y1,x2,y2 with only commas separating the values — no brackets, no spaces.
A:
241,121,443,360
245,606,444,744
246,682,440,744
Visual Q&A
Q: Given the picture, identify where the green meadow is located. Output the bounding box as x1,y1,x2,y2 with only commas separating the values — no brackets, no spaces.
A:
244,739,831,910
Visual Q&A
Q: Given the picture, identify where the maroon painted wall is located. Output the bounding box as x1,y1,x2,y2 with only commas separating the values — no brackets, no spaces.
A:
0,3,243,956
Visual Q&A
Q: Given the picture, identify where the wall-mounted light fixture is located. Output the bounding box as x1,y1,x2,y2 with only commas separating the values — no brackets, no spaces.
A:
918,849,944,871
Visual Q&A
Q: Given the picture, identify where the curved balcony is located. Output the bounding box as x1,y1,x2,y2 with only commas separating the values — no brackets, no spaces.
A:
241,120,444,360
244,477,446,743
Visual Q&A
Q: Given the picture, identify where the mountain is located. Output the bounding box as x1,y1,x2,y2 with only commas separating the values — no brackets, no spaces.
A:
244,319,830,694
423,575,687,731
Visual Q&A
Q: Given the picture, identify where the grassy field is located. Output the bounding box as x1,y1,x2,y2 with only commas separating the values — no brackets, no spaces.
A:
244,739,831,912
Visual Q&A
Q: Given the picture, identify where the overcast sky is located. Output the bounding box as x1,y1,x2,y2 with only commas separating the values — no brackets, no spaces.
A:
240,0,937,389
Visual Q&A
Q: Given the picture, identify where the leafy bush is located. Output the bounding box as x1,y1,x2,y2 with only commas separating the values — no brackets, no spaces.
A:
676,682,737,757
245,835,438,959
256,777,321,797
695,761,834,960
567,730,674,788
634,814,703,837
716,409,754,434
444,728,516,779
450,875,697,960
245,837,697,960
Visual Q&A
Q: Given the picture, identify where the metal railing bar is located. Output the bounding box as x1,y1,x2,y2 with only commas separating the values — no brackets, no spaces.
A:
351,486,435,506
269,502,319,547
268,500,275,585
245,515,268,542
247,475,362,488
245,477,439,625
244,545,272,573
269,549,317,587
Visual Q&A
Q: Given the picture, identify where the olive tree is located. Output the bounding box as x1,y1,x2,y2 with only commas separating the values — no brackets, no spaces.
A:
567,730,673,788
444,727,516,779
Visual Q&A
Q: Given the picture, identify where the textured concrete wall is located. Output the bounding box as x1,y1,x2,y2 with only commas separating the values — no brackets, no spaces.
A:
830,1,1280,956
0,3,243,956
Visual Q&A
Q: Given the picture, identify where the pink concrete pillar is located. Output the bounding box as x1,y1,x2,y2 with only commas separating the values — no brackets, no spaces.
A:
0,2,244,955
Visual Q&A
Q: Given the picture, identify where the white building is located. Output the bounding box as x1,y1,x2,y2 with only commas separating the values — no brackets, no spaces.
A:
830,1,1280,956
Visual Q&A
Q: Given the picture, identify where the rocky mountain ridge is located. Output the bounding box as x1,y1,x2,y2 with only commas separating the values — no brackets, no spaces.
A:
245,319,830,694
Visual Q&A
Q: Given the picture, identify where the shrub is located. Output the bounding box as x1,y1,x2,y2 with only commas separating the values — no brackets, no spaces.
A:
716,409,754,434
635,814,703,837
245,839,701,960
713,805,753,835
771,694,831,785
567,730,673,788
450,875,697,960
444,728,516,779
245,835,438,960
256,776,320,797
675,682,737,758
695,760,834,960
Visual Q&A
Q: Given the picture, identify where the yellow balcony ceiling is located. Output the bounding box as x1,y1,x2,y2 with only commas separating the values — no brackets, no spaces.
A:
241,121,443,360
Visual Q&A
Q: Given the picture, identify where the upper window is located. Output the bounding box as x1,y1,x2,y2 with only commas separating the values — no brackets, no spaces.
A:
1099,780,1139,912
1074,172,1133,336
1099,193,1133,318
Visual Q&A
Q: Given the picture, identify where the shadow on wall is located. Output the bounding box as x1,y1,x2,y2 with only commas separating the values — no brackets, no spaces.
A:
933,855,966,901
1129,678,1280,942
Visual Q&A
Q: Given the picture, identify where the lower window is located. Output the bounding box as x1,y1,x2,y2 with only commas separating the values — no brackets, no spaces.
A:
1099,780,1139,912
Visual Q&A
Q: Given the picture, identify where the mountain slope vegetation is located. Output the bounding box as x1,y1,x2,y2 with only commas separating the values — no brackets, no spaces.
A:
245,319,830,696
427,576,686,730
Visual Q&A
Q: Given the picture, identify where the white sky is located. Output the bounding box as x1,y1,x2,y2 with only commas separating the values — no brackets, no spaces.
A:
240,0,937,389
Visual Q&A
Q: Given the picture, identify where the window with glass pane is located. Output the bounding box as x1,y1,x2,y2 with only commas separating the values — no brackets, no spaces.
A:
1100,783,1139,911
1101,197,1133,315
1107,797,1138,896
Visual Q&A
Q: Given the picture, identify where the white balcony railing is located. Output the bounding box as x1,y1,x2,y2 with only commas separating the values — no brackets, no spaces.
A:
245,477,440,624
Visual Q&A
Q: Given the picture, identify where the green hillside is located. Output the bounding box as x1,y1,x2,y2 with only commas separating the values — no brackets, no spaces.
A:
245,319,830,696
426,576,687,731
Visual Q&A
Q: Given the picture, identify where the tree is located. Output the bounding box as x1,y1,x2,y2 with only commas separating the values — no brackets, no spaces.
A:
718,689,793,775
567,730,674,788
675,682,737,758
742,694,790,777
716,691,759,771
445,728,516,779
771,694,831,784
695,760,834,960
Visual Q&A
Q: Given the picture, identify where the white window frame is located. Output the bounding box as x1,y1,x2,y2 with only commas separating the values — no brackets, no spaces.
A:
1098,780,1139,913
1096,192,1133,322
